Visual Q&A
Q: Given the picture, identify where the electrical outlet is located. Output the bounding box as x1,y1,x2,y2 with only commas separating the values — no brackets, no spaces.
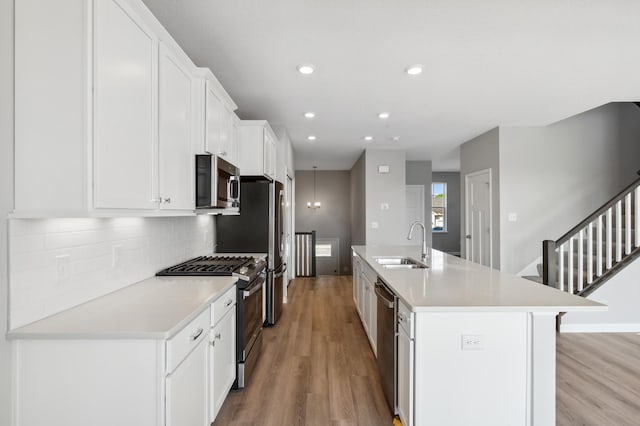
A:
371,221,379,229
508,213,518,222
112,245,123,267
461,334,484,350
55,254,71,283
381,203,390,211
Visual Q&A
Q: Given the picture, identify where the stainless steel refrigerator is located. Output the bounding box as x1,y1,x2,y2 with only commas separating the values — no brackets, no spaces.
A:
216,178,286,325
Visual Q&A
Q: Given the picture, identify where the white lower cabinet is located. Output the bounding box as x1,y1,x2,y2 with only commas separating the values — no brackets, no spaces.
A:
397,304,414,426
352,253,377,356
166,337,208,426
209,306,236,421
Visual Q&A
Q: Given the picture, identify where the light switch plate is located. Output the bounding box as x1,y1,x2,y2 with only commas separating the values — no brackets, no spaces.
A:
381,203,389,210
371,222,379,229
378,165,390,174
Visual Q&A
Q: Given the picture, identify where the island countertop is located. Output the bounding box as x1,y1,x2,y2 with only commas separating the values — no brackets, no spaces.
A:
352,245,606,313
6,276,238,340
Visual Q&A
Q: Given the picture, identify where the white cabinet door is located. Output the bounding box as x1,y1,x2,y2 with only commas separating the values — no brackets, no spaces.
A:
158,43,194,211
93,0,157,209
368,279,377,352
398,326,414,426
362,273,371,335
205,82,223,156
209,307,236,422
166,336,208,426
218,107,233,162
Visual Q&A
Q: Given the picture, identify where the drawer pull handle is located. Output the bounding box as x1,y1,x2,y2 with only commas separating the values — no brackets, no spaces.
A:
190,328,204,341
225,299,233,307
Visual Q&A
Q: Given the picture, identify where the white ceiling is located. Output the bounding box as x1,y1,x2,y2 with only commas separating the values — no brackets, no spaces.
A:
143,0,640,171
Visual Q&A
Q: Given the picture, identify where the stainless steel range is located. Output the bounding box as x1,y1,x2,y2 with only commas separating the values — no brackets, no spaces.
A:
157,255,267,388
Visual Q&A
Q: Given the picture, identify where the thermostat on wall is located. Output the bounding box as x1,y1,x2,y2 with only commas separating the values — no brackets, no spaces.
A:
378,165,390,174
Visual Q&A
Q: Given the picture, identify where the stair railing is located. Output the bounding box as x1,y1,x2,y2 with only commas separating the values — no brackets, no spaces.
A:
543,174,640,294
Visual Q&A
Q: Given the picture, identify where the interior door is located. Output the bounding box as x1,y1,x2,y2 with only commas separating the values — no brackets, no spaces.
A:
465,169,492,267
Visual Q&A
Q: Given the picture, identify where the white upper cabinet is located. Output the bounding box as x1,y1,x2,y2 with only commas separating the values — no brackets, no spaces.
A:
158,43,195,210
14,0,199,217
93,0,158,210
237,120,277,180
197,69,238,166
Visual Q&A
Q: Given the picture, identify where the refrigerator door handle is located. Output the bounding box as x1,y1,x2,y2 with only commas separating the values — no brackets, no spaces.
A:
274,263,287,278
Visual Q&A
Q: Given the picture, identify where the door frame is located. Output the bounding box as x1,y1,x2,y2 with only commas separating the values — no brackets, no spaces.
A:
464,168,493,268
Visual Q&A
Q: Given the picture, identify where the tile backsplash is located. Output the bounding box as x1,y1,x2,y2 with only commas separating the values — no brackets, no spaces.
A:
9,215,215,329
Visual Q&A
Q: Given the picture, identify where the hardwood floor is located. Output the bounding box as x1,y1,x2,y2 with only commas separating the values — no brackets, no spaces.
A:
556,332,640,426
214,275,392,426
215,275,640,425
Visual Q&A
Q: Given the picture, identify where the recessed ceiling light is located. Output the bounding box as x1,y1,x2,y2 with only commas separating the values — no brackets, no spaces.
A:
392,136,400,141
297,64,315,75
405,65,423,75
378,112,390,119
307,135,316,141
304,112,316,119
364,136,373,141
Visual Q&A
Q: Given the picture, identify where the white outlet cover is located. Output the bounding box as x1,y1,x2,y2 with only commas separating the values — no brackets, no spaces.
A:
371,221,379,229
508,213,518,222
461,334,484,350
381,203,390,210
55,254,71,283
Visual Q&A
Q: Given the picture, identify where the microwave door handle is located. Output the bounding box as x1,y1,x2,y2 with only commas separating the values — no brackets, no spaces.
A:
229,176,240,202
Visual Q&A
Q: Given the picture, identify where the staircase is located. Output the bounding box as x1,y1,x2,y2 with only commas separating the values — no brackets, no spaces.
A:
541,173,640,297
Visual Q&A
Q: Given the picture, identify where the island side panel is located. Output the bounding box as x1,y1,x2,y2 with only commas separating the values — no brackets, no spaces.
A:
414,312,529,426
530,312,557,426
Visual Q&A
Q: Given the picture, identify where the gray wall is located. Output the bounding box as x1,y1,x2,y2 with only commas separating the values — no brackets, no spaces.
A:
350,152,366,245
0,0,13,421
295,170,352,274
499,103,640,274
460,127,501,268
432,172,461,254
365,150,407,245
406,161,433,248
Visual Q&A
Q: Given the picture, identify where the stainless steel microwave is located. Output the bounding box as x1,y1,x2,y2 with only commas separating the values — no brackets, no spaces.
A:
196,155,240,210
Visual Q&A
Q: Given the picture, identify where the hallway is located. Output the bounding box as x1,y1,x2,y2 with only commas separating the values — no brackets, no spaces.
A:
214,276,392,426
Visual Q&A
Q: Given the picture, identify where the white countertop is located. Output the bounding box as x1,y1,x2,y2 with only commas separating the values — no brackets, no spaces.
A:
7,276,238,340
353,245,606,313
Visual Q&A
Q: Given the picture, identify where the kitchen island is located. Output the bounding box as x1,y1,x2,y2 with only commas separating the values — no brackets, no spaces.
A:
352,245,605,426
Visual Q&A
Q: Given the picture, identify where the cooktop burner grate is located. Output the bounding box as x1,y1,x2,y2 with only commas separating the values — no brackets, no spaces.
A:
157,255,253,276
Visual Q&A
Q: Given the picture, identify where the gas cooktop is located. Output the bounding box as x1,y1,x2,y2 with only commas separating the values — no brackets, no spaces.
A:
156,255,253,276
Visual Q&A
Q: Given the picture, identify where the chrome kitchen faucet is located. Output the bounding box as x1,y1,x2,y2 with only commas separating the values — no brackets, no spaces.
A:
407,221,428,262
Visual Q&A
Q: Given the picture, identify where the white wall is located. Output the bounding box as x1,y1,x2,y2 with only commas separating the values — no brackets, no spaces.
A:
406,161,433,248
0,0,13,422
365,150,407,245
561,259,640,332
499,103,640,274
9,216,214,329
460,128,501,267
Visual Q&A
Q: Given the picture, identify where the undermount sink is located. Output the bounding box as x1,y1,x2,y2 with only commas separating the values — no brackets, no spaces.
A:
374,257,428,269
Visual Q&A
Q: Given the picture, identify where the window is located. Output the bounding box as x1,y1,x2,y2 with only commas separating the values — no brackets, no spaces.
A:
432,182,447,232
315,244,332,257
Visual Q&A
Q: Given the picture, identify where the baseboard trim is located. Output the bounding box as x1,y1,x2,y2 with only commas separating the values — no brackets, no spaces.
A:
560,323,640,333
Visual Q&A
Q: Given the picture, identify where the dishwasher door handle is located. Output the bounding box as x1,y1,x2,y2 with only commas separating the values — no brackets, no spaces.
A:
374,283,395,309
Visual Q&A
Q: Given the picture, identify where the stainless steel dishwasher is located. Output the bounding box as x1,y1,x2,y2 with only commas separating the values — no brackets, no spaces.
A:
375,278,397,414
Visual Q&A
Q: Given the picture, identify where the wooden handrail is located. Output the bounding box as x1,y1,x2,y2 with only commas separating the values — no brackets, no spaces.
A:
555,175,640,246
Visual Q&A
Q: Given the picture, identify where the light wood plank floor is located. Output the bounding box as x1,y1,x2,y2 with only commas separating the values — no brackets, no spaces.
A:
214,276,392,426
557,332,640,426
215,276,640,425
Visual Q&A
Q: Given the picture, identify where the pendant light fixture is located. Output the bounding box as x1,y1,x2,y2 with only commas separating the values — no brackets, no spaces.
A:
307,166,321,209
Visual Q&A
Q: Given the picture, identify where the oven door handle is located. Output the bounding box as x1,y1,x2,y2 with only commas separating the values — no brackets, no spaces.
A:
243,277,265,299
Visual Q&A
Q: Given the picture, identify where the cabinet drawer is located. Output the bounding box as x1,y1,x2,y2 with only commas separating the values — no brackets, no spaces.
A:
211,285,236,327
398,300,414,338
167,308,210,373
361,258,377,284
